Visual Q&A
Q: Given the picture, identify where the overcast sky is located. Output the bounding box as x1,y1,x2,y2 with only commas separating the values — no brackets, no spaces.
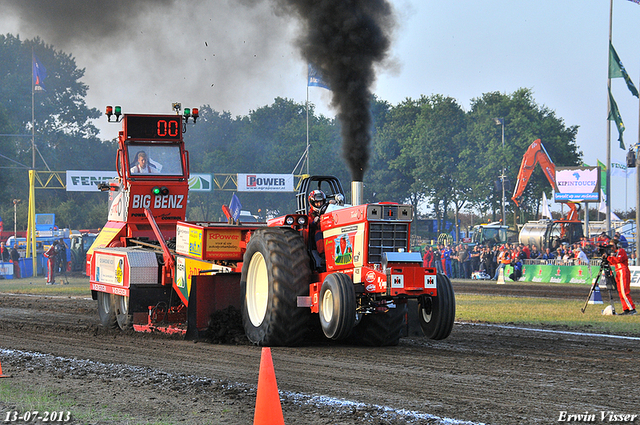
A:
3,0,640,212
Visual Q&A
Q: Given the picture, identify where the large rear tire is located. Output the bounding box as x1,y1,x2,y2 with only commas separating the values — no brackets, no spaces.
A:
319,273,356,340
241,227,311,346
418,274,455,340
351,302,407,346
97,292,118,329
114,294,133,330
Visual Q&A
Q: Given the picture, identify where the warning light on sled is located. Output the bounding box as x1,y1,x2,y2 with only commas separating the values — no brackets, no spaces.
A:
105,105,122,122
152,186,169,196
182,107,199,123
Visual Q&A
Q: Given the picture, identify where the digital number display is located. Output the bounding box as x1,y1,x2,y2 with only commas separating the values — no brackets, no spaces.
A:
125,115,182,140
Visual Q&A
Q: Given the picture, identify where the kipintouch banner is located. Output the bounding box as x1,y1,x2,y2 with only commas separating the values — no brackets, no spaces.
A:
554,166,600,202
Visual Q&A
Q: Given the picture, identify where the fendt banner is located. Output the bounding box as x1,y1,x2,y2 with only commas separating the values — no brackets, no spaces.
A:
554,166,600,202
66,171,212,192
237,173,294,192
66,171,117,191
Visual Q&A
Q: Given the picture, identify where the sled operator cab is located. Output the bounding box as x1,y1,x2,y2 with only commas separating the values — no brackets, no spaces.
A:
87,107,198,273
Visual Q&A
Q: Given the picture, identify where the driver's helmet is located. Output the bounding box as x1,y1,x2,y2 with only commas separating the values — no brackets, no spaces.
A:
308,190,327,211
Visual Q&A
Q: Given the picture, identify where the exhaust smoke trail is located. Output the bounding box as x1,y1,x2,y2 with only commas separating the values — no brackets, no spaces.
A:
277,0,396,181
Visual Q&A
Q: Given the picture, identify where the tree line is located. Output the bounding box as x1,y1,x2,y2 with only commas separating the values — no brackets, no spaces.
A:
0,34,582,234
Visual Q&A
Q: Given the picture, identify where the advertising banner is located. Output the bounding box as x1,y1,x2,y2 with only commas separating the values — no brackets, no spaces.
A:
237,173,294,192
188,173,212,192
67,171,212,192
554,166,600,202
505,264,640,287
66,170,117,192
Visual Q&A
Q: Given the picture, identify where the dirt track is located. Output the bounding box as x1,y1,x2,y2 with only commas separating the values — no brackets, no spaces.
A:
0,281,639,425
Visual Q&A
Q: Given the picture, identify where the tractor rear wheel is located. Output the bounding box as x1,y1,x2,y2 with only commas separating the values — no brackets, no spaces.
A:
418,273,455,340
97,292,118,329
114,294,133,330
241,227,311,346
318,273,356,340
351,302,407,346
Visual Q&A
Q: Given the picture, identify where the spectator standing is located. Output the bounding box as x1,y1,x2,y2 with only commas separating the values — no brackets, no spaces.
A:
55,239,67,273
434,245,443,274
0,243,9,262
493,247,511,280
615,232,628,250
43,241,57,285
451,246,460,278
423,247,434,268
442,245,452,277
10,244,20,279
470,245,481,274
458,244,470,279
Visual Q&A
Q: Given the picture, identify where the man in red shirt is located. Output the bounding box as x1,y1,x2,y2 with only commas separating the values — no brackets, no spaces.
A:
605,239,636,315
423,247,434,268
43,241,57,285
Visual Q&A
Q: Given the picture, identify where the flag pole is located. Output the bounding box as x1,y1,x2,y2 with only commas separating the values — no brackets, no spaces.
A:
29,48,38,276
306,83,310,175
636,62,640,259
606,0,613,237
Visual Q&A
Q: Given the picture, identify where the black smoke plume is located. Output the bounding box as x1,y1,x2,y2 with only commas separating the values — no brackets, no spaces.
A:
277,0,395,181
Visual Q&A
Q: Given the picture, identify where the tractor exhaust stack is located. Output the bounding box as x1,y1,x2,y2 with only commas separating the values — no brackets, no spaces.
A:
351,181,363,206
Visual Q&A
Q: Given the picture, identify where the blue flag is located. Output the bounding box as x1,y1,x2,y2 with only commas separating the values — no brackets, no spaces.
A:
229,193,242,221
308,64,330,90
32,54,47,91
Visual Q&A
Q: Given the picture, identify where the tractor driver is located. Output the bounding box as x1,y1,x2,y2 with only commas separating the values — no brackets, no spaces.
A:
308,190,327,255
308,190,327,221
130,151,157,174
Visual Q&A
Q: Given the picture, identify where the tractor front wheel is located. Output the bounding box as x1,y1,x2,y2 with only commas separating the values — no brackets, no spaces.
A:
418,273,455,340
318,273,356,340
241,227,311,346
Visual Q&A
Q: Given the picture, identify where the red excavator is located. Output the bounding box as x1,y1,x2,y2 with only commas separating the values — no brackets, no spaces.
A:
512,139,584,250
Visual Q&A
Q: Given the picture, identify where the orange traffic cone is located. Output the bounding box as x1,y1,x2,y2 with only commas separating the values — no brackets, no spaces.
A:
253,347,285,425
0,359,10,378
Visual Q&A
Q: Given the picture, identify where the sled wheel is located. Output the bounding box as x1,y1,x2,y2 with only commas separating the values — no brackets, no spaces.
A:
97,292,118,329
351,302,407,346
241,227,311,346
318,273,356,340
418,273,455,340
114,294,133,330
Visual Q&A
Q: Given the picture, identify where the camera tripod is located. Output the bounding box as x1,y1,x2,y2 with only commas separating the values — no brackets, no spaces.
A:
581,259,617,314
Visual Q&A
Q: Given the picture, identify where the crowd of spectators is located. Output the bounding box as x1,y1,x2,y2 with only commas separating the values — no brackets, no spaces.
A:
420,231,636,280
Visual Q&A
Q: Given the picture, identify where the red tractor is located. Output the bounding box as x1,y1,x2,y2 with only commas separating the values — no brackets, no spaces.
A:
88,108,455,346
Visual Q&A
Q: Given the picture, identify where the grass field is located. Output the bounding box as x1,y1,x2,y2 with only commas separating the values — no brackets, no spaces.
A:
1,275,637,336
0,273,91,297
455,294,639,336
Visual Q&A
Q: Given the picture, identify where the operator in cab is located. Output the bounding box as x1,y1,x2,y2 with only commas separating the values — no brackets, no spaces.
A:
130,151,157,174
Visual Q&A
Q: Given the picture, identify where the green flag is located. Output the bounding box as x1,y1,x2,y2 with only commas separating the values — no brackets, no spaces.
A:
607,87,625,149
597,159,607,192
609,42,639,98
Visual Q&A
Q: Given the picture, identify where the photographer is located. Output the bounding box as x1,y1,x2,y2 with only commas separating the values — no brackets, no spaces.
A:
604,239,636,315
509,256,523,281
